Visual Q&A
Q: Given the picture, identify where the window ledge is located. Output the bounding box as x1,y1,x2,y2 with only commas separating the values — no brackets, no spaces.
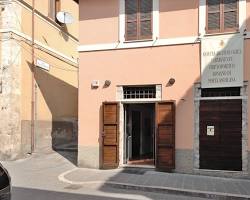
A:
123,39,154,43
204,31,241,37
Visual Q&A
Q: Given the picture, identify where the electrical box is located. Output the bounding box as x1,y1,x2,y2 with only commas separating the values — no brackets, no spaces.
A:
91,80,100,88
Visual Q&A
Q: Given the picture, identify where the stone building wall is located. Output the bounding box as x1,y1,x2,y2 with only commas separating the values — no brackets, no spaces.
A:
0,2,22,160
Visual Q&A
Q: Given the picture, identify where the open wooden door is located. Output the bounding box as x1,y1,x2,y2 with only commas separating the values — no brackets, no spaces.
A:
156,102,175,171
102,102,119,169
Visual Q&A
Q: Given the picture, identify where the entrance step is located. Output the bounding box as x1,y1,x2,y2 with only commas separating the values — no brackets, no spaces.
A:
121,166,155,175
127,158,154,166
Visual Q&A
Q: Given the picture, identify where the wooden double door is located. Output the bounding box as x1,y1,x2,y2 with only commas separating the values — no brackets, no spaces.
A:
102,102,175,171
199,100,242,171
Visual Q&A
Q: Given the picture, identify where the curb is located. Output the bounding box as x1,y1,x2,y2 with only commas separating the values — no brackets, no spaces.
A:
105,182,250,200
58,169,250,200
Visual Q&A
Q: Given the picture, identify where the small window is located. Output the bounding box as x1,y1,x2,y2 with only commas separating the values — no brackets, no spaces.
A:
123,86,156,99
206,0,238,34
201,87,240,97
48,0,61,23
125,0,153,41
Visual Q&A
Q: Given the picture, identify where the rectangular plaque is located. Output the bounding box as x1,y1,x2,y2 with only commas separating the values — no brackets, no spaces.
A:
201,35,243,88
36,59,50,71
207,126,215,136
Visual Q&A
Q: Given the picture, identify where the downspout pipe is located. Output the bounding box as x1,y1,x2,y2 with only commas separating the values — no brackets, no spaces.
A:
31,0,35,153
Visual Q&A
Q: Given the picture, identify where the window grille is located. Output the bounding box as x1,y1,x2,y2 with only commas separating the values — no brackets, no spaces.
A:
123,86,156,99
201,87,240,97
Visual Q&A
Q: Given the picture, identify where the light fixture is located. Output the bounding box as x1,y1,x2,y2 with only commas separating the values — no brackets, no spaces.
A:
104,80,111,88
167,78,175,87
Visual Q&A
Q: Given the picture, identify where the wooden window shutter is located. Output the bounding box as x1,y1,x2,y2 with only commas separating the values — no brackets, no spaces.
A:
223,0,238,30
55,0,61,14
125,0,152,41
207,0,238,33
207,0,221,32
48,0,56,20
48,0,61,21
125,0,138,41
139,0,152,39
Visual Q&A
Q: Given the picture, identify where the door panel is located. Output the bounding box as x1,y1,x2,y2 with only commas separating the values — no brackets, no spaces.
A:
103,125,118,145
158,148,174,167
156,102,175,171
103,146,118,164
199,100,242,171
102,102,119,169
158,125,174,145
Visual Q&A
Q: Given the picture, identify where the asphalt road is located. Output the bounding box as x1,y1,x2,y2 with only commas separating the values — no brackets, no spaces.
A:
2,150,208,200
12,186,207,200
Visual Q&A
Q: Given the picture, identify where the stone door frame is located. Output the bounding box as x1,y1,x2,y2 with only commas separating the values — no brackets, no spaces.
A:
194,82,248,173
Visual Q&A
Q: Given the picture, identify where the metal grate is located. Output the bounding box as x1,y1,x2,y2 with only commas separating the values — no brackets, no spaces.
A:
201,87,240,97
123,86,156,99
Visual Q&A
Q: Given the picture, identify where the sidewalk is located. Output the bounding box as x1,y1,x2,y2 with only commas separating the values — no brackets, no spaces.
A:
60,167,250,199
2,150,250,200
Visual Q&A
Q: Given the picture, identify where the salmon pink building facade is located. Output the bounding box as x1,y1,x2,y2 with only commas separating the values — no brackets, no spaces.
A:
78,0,250,176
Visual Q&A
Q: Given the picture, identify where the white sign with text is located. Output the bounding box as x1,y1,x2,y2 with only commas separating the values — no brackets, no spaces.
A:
201,35,243,88
36,59,50,71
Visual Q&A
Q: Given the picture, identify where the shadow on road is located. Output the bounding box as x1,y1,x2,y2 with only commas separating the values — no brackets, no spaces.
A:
11,187,138,200
11,186,206,200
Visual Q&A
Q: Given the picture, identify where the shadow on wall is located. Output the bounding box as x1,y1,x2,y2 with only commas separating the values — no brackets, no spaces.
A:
79,0,119,20
160,0,199,12
79,0,198,21
59,25,69,42
27,62,78,165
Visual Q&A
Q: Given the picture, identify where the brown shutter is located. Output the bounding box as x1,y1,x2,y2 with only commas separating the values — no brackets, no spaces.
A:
156,102,175,171
48,0,56,20
55,0,61,14
207,0,238,33
102,102,119,169
223,0,238,30
125,0,152,41
48,0,61,21
207,0,221,32
139,0,152,39
125,0,138,41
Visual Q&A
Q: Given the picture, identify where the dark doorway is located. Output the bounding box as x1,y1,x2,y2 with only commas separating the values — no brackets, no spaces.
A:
199,99,242,171
125,104,155,166
132,111,141,158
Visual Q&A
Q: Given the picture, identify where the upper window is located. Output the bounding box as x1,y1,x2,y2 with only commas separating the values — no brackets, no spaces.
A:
123,86,156,99
48,0,61,23
206,0,238,34
125,0,153,41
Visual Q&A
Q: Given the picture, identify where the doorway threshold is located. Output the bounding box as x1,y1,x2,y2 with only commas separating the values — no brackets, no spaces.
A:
122,164,155,169
121,164,155,175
